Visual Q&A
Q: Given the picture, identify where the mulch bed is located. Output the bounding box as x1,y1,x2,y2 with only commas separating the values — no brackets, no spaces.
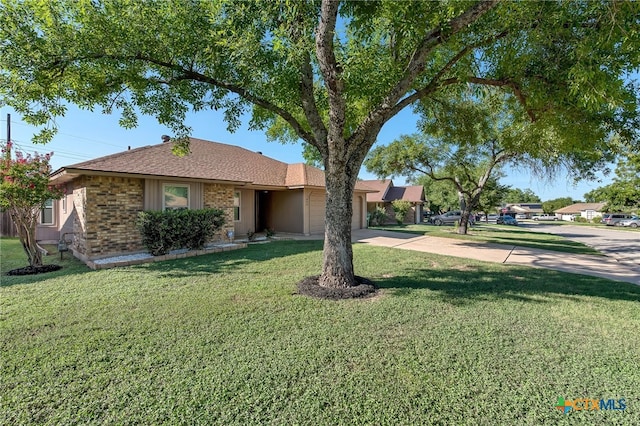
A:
296,275,377,300
6,264,63,276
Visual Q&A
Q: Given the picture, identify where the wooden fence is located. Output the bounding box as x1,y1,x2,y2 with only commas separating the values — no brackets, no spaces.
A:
1,211,18,237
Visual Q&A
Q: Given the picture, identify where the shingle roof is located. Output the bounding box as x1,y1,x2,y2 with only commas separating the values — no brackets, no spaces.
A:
361,179,424,203
555,202,607,214
51,137,373,190
361,179,392,202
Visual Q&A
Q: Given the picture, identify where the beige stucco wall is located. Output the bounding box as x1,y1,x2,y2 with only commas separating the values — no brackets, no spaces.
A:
270,190,303,233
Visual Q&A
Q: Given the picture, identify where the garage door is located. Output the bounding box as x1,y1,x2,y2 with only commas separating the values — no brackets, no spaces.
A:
310,192,363,234
351,196,362,230
309,192,326,234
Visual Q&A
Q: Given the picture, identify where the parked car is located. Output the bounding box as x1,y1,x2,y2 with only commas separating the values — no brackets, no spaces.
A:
601,213,633,226
532,214,558,221
431,211,462,226
497,215,518,225
515,214,527,219
484,214,500,223
619,216,640,228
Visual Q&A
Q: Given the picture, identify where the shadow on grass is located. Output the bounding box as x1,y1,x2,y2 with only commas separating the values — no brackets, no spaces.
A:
376,266,640,305
136,239,324,277
1,240,324,287
1,251,92,288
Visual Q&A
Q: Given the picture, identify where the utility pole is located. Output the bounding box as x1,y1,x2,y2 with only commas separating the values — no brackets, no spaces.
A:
4,113,10,159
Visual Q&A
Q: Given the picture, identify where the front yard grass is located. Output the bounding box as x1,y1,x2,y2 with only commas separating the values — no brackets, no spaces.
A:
1,238,639,424
372,223,603,255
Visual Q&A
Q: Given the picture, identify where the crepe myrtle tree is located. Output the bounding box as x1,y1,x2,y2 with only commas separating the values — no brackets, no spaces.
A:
1,1,638,289
0,143,64,268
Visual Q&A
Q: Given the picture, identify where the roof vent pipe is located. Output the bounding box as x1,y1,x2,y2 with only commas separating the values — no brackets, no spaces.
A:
161,135,171,143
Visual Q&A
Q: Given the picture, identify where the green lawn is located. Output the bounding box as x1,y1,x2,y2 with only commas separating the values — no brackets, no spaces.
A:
2,238,639,424
372,223,604,255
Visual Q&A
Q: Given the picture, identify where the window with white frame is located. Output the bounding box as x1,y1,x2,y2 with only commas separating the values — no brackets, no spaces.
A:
163,184,190,211
233,191,241,221
41,199,54,225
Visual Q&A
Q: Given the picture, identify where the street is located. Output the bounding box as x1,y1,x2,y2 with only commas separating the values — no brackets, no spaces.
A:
522,223,640,266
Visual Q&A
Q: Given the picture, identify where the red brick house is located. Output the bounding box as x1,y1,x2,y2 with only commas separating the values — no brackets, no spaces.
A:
362,179,425,224
40,137,373,262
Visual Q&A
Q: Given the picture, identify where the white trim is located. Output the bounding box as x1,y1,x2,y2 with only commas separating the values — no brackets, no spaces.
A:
233,191,241,222
40,199,54,225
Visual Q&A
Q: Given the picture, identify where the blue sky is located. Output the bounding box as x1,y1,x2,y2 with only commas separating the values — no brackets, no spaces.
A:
1,104,613,202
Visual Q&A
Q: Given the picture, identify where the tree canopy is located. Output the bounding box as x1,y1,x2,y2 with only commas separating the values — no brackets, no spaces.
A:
503,188,541,204
1,0,638,289
584,153,640,212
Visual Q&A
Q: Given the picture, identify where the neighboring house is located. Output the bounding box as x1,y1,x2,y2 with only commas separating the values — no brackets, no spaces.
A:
362,179,425,224
504,203,544,218
40,137,373,263
554,202,607,221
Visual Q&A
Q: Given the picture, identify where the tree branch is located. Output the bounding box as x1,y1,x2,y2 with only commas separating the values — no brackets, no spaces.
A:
299,52,328,156
316,0,346,142
53,53,318,145
349,1,500,148
467,77,536,121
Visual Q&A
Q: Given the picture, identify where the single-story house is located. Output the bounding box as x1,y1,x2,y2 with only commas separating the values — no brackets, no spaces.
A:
38,137,373,262
504,203,544,218
362,179,425,224
554,202,607,221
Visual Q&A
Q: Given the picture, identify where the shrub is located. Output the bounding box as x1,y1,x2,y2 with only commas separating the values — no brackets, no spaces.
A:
136,209,226,256
391,200,412,225
369,206,388,226
574,216,589,223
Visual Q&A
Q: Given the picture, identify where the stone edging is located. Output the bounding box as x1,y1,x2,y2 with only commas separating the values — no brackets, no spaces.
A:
85,243,247,270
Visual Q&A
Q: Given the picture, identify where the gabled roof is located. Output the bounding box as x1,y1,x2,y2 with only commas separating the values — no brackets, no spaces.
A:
50,137,372,191
360,179,393,202
361,179,425,203
506,203,544,214
555,202,607,214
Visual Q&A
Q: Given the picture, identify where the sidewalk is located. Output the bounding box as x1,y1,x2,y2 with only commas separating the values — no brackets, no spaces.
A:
350,229,640,286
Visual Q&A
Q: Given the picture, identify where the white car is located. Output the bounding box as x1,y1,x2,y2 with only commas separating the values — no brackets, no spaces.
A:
619,216,640,228
483,214,500,223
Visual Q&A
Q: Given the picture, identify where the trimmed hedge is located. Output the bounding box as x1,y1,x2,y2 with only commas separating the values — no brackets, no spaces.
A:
136,209,226,256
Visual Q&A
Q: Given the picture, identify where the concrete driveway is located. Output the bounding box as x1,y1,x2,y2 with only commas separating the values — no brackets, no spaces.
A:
351,229,640,285
522,223,640,266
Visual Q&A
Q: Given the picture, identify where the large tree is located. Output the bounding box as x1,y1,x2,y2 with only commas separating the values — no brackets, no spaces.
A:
365,88,580,234
503,188,541,204
1,1,638,289
584,153,640,211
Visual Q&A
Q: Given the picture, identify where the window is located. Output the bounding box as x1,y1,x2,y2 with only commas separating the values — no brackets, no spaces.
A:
41,199,54,225
233,191,241,221
62,194,67,214
163,184,190,211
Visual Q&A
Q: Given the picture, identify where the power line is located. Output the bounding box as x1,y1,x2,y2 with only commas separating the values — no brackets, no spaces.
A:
0,118,130,150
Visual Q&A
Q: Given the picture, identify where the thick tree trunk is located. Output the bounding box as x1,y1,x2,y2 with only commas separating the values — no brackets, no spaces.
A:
458,208,473,235
319,165,358,289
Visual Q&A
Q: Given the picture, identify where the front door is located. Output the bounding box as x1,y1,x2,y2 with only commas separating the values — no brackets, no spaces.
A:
255,190,271,232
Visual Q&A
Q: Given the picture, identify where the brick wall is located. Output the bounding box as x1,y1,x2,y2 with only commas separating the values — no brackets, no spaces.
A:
71,177,235,260
203,183,235,241
73,175,145,258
